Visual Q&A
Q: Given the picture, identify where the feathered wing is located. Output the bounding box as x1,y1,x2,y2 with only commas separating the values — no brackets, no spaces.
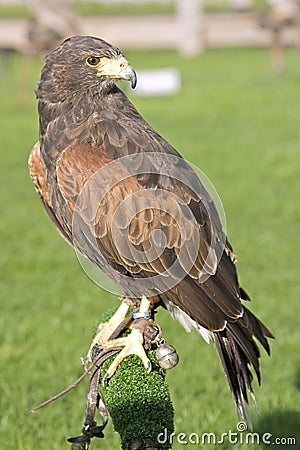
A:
28,142,72,246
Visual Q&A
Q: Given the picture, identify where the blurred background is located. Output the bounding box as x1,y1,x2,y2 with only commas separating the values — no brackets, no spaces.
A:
0,1,299,449
1,0,300,67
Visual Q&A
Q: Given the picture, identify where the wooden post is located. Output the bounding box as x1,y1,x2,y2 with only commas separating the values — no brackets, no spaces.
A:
271,28,285,73
28,0,79,47
176,0,205,56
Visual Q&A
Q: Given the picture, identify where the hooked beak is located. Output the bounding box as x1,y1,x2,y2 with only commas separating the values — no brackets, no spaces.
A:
96,56,137,89
119,64,137,89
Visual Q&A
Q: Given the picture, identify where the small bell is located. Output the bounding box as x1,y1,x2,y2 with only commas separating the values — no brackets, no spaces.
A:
155,342,179,370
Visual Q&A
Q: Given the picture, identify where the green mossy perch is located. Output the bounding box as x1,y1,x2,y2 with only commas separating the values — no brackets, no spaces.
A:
99,309,175,449
101,352,174,449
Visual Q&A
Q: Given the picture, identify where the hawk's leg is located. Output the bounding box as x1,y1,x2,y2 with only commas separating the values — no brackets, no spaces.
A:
86,299,131,362
87,296,153,381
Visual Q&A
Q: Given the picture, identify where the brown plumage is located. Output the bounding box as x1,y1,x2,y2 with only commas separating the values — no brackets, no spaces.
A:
29,35,273,425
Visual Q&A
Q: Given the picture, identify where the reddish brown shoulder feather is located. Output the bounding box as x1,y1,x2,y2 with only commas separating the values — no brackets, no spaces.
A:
28,142,51,206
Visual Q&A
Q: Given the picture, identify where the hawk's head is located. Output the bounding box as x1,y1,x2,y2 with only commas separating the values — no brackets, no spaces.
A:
36,35,137,102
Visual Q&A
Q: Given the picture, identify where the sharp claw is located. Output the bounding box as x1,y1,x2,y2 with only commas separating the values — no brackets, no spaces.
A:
81,356,89,370
101,373,109,388
147,360,152,374
87,297,154,382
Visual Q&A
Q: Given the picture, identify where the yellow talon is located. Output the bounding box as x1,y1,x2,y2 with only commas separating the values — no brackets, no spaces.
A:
102,327,152,381
86,295,152,379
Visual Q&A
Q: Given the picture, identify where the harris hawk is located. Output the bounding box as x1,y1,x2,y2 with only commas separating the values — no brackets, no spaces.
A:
28,35,273,425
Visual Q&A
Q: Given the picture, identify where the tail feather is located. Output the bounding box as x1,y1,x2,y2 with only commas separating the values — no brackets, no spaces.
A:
243,308,274,354
165,268,274,427
213,331,253,428
213,306,272,428
227,321,261,383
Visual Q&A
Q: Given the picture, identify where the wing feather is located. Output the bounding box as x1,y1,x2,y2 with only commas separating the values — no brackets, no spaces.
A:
28,142,73,246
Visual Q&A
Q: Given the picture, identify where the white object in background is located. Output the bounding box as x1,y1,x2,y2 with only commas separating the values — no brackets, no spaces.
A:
130,68,181,97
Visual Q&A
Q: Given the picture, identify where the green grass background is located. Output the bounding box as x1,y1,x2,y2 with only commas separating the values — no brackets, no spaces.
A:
0,1,269,18
0,47,299,449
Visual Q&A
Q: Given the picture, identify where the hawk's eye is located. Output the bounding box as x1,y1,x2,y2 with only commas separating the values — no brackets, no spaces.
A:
86,56,101,67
